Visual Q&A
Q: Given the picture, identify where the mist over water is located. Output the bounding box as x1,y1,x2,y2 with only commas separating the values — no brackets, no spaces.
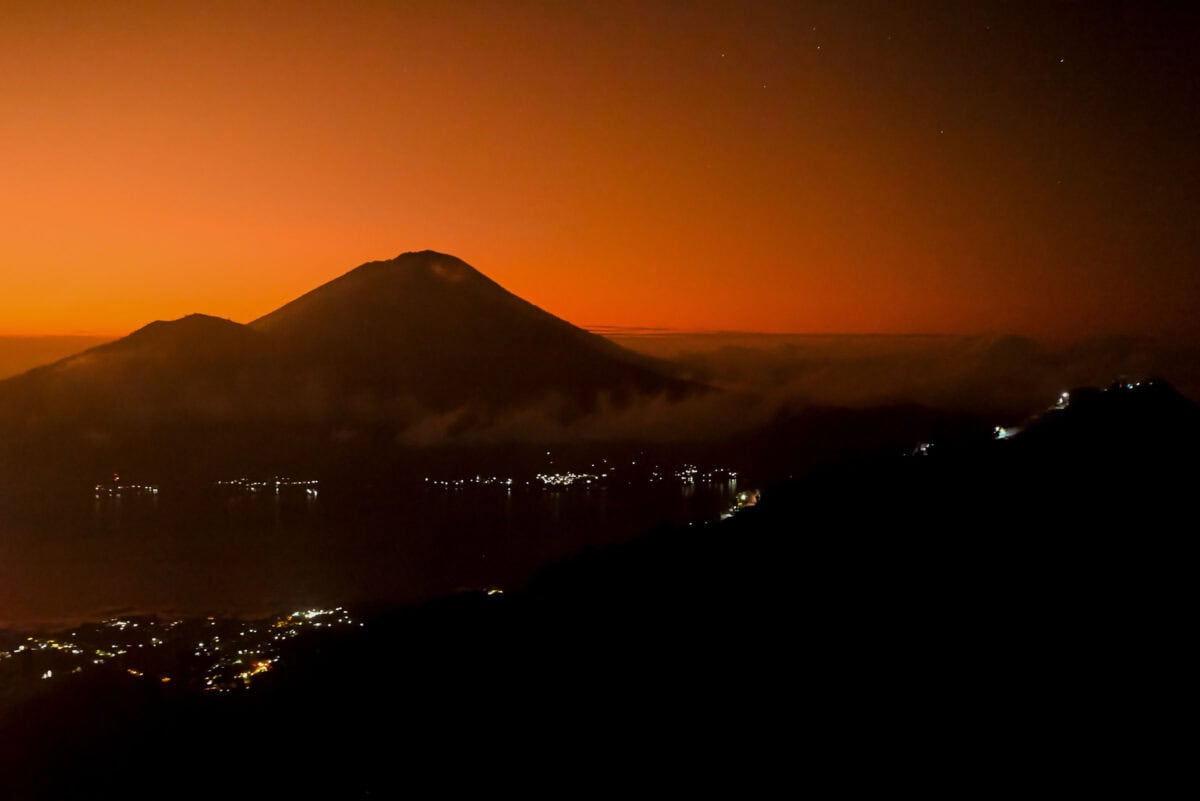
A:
0,337,114,381
611,332,1200,413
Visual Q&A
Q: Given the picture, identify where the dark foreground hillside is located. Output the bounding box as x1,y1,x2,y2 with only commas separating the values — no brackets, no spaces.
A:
2,381,1193,797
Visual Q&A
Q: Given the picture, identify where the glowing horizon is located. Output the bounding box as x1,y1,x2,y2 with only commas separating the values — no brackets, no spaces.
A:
3,4,1197,343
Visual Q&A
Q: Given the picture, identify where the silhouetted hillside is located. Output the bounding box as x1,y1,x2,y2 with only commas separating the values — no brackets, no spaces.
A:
4,381,1191,797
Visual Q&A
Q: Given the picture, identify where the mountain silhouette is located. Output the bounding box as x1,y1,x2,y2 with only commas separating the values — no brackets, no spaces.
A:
0,252,699,480
249,250,692,412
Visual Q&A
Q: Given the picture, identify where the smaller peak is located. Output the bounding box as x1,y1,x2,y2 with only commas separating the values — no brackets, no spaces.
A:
127,315,247,344
178,313,234,324
140,313,237,331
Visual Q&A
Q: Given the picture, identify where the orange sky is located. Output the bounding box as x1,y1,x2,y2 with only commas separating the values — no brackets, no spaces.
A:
2,2,1197,341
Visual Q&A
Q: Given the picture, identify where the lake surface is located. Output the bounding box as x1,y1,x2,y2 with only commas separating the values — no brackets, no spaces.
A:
0,477,741,629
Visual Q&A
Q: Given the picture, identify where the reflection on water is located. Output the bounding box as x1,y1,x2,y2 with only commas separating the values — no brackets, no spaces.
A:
0,478,739,629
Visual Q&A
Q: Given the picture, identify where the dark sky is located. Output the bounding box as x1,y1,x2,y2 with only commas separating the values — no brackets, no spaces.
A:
1,1,1196,341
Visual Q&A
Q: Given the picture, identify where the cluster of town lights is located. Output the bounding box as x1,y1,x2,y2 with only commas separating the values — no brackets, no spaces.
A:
1,609,357,694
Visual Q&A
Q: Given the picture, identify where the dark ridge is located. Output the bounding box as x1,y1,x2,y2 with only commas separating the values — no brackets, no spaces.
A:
2,380,1192,797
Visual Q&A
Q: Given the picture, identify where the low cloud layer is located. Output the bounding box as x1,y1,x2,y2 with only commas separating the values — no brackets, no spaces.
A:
0,337,113,380
612,332,1200,414
3,332,1198,449
393,332,1200,444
